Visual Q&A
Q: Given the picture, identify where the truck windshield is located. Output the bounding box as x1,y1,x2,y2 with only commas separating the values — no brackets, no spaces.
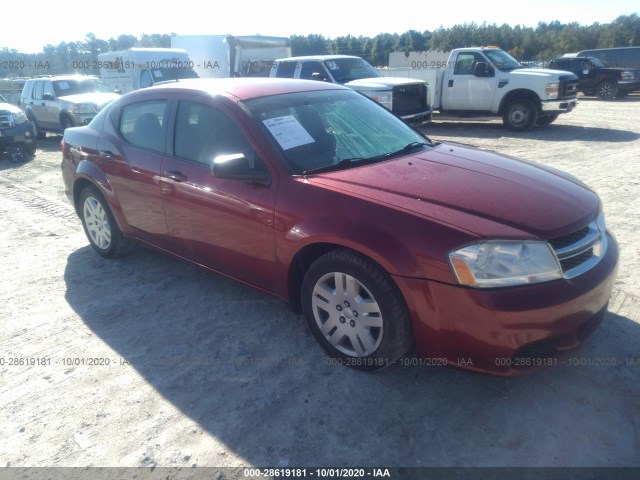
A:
54,79,113,96
323,58,382,83
151,68,199,83
245,89,431,174
484,50,522,71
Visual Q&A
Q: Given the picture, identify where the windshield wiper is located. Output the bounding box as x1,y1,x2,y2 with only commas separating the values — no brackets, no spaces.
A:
302,142,429,175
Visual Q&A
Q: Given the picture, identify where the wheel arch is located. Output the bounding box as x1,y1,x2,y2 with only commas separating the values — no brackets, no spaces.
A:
287,242,409,314
498,89,542,115
72,163,128,233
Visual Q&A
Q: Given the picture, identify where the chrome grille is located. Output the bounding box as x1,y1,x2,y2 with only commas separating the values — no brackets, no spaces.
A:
0,113,14,129
392,83,428,116
549,214,607,279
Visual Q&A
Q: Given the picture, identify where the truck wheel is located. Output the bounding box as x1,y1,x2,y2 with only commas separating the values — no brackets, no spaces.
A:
503,99,537,131
29,117,46,140
595,81,617,100
535,113,559,126
61,115,75,131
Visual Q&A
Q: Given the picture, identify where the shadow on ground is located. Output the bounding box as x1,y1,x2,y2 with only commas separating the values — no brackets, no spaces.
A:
64,245,640,467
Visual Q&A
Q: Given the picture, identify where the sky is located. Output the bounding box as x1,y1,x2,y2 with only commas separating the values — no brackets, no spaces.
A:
2,0,638,54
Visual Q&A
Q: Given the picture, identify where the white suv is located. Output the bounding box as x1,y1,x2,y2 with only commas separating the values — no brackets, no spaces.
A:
20,75,120,138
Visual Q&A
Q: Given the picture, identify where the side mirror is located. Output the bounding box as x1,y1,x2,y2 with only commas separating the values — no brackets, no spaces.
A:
211,153,271,186
42,93,55,101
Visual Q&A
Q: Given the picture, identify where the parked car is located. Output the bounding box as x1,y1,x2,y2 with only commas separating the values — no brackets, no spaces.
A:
577,46,640,70
20,75,120,138
61,78,618,376
0,93,36,160
548,56,640,99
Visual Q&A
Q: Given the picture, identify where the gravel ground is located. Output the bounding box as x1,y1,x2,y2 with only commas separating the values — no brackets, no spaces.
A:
0,94,639,472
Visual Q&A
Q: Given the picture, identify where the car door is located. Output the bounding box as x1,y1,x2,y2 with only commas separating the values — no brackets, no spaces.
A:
27,81,51,129
99,95,172,244
159,97,277,291
443,51,497,111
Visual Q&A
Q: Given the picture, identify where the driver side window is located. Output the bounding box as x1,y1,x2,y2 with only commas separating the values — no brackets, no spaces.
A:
174,101,267,175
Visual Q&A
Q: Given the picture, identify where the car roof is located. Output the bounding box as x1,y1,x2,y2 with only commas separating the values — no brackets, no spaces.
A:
139,77,347,101
26,75,100,82
275,55,364,62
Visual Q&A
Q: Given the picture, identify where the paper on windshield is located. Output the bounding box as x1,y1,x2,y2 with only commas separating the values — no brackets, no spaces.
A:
263,115,315,150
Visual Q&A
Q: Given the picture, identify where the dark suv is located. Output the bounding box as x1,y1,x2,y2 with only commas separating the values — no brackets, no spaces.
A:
548,56,640,100
0,93,36,160
20,75,119,138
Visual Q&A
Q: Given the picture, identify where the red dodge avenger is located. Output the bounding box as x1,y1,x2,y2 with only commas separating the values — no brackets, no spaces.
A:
61,78,618,375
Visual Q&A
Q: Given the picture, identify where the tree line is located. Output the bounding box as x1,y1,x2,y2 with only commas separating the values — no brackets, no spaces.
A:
0,14,637,78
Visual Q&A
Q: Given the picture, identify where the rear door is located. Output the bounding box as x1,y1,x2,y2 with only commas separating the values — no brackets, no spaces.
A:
100,94,173,244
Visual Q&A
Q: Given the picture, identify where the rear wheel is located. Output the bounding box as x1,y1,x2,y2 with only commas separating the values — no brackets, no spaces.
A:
79,185,131,258
503,99,538,131
301,249,413,370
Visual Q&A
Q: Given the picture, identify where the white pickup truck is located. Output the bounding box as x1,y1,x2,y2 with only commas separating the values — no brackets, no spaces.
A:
379,47,579,130
270,55,432,125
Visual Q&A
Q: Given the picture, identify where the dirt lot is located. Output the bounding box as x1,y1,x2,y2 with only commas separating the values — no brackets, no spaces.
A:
1,95,639,472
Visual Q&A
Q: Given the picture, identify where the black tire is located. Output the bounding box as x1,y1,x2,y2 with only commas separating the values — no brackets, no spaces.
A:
502,99,538,131
29,117,46,140
595,81,618,100
79,185,131,258
60,115,75,131
535,113,560,126
301,249,413,370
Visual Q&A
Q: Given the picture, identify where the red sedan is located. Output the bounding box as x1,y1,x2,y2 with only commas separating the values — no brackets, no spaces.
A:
61,78,618,375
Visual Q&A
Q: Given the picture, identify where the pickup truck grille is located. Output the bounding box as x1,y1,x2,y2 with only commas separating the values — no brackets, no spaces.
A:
558,75,579,99
392,84,428,116
0,113,15,129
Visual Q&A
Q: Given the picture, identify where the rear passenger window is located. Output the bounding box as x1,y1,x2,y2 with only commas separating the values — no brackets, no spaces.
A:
118,100,167,153
275,61,297,78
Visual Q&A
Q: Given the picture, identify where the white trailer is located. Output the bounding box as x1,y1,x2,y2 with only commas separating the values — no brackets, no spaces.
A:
171,35,291,78
98,48,199,94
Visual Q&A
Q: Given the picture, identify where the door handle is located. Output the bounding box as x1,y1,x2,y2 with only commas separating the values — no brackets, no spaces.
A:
161,171,188,182
448,79,454,87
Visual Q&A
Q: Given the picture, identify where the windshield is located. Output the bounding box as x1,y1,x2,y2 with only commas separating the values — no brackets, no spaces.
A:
54,79,113,96
484,50,522,71
584,57,605,68
151,68,199,83
245,89,431,174
323,58,382,83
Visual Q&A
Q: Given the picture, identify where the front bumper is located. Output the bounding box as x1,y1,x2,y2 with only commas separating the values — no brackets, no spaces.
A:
399,107,433,126
395,231,619,376
541,98,578,113
68,112,96,126
0,122,36,152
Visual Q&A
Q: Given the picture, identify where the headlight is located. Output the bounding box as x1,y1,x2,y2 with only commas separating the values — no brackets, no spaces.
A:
369,91,392,110
449,241,562,288
545,82,559,100
12,111,29,125
69,103,97,115
621,71,636,81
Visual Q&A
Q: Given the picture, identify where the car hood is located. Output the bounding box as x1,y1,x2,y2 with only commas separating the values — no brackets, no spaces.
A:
344,77,426,89
59,92,120,107
0,102,22,114
306,143,599,239
509,68,578,80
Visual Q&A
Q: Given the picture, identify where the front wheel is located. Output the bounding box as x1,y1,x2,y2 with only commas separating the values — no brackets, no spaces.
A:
503,99,538,131
301,249,413,370
79,185,131,258
595,81,618,100
535,113,559,126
